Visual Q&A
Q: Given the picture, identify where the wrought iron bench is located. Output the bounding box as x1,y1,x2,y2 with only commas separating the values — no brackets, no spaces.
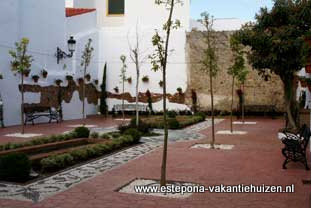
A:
112,104,148,114
23,105,60,125
279,124,311,170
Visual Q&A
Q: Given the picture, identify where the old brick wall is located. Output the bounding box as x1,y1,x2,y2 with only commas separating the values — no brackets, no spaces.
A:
185,30,285,112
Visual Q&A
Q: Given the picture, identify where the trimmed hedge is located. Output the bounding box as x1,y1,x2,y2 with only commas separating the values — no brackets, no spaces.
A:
74,126,90,138
40,135,138,173
0,153,31,182
0,127,91,152
144,115,205,129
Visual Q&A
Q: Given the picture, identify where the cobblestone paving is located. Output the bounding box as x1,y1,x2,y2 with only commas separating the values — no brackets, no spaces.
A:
0,119,223,202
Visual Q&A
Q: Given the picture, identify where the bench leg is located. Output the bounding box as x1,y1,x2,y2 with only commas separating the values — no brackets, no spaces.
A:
282,159,288,169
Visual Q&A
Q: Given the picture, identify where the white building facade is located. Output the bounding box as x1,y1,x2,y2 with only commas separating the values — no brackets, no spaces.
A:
0,0,190,126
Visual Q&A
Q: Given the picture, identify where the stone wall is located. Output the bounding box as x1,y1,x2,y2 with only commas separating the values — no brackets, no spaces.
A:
185,31,285,112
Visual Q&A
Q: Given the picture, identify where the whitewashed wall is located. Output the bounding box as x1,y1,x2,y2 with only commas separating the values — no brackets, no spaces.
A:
0,0,99,126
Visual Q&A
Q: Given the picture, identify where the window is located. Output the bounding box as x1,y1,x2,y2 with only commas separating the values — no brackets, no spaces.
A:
107,0,124,15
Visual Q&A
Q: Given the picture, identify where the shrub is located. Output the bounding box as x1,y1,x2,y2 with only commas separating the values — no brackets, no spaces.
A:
0,153,31,182
130,118,151,134
123,128,142,143
118,124,130,133
41,154,73,172
167,110,177,118
195,112,206,121
168,118,180,129
90,132,99,139
74,126,90,138
100,133,110,139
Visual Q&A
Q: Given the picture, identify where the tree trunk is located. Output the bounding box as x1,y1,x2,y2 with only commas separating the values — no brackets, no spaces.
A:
283,76,297,129
210,71,215,149
82,67,86,123
21,75,25,134
242,83,245,123
122,80,125,121
230,76,235,133
135,63,140,126
160,0,175,187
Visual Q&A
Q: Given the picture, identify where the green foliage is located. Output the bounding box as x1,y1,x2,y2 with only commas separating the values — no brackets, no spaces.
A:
199,12,218,77
167,110,177,118
236,0,311,128
9,38,33,74
90,132,99,139
168,118,180,129
0,132,79,152
228,33,248,83
194,112,206,120
123,128,142,143
74,126,90,138
119,118,151,135
40,135,136,173
0,153,31,182
146,90,153,113
81,39,94,69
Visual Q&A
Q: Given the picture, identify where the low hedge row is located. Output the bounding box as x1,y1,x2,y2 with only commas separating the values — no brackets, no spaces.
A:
0,127,90,152
40,134,139,173
146,115,205,129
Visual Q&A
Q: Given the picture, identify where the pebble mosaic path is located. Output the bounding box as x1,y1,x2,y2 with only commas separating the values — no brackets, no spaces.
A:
0,119,223,202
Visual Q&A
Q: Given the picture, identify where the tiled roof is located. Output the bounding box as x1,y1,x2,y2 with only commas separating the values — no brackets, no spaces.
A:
66,8,96,17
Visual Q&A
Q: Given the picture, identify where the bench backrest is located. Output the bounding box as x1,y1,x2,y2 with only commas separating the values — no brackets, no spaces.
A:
299,124,310,149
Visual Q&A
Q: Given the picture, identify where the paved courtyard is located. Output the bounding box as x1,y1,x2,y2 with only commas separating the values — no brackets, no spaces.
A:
0,117,311,208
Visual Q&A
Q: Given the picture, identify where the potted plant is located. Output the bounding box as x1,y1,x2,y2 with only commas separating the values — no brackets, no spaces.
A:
66,75,73,81
77,77,84,85
306,65,311,73
177,87,183,94
159,80,163,88
55,79,63,86
94,79,99,85
32,75,39,83
85,74,91,81
23,69,30,77
41,69,48,78
142,75,149,83
114,86,119,93
127,77,132,84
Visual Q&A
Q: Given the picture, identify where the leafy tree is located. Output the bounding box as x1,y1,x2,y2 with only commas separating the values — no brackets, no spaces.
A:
199,12,218,148
9,38,33,134
149,0,182,186
81,39,94,120
120,55,127,120
228,33,248,132
100,63,108,116
236,0,311,129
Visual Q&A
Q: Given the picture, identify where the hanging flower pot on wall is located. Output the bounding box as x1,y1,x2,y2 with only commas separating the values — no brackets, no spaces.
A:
23,69,30,77
77,78,84,85
159,80,163,88
305,65,311,73
32,75,39,83
177,87,183,95
300,79,307,88
94,79,99,85
127,77,132,84
41,69,48,78
55,79,63,86
85,74,91,82
114,86,119,93
142,75,149,83
66,75,73,81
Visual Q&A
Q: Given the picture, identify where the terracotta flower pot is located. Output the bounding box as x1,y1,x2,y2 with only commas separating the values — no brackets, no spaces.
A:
32,75,39,83
42,70,48,78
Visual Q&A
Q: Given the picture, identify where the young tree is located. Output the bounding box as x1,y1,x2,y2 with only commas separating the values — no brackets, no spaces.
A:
228,33,247,132
236,0,311,129
128,25,145,126
199,12,218,148
81,38,94,120
149,0,182,186
9,38,33,134
120,55,127,120
100,63,108,116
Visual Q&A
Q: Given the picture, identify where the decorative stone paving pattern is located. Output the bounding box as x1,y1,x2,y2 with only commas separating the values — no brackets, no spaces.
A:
0,119,223,202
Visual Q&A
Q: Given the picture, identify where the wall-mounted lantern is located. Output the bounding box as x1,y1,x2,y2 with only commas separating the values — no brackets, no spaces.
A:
56,36,76,64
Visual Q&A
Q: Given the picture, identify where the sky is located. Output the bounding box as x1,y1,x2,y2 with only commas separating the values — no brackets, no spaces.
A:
191,0,274,21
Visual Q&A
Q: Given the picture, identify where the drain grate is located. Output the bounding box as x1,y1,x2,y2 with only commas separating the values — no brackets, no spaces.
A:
302,180,311,185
